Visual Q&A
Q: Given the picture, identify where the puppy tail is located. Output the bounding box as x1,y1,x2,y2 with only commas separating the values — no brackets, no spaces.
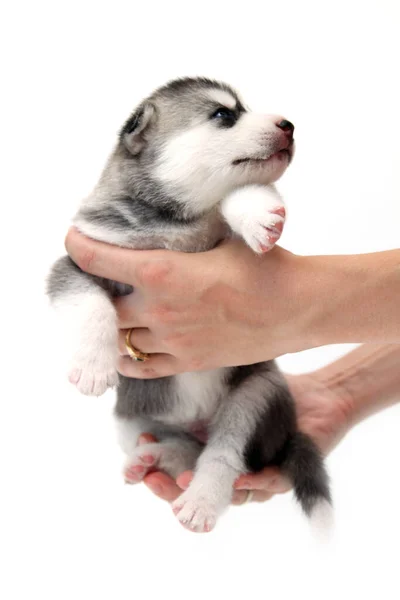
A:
281,432,333,537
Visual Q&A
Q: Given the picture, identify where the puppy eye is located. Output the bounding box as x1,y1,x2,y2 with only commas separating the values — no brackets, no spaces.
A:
210,107,237,127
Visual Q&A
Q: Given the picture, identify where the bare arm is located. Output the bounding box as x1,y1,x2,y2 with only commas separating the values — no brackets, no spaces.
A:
309,343,400,434
301,251,400,349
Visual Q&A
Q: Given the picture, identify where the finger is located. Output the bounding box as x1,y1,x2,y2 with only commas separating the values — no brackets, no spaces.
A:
251,491,274,503
65,227,169,285
176,471,193,490
232,490,274,505
119,328,161,356
118,354,183,379
143,472,182,503
115,294,145,329
235,468,292,493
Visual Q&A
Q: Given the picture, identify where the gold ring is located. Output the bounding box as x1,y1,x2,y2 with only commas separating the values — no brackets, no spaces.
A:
243,490,253,505
125,328,150,362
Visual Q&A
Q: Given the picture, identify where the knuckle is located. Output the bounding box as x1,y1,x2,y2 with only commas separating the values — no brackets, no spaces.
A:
115,298,136,327
139,367,159,378
75,247,97,273
163,331,192,351
117,358,136,377
116,304,130,326
137,260,172,288
117,359,158,379
148,304,177,326
187,357,206,371
65,230,99,273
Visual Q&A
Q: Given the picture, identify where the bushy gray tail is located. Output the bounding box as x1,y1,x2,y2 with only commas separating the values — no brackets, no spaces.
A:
281,432,331,518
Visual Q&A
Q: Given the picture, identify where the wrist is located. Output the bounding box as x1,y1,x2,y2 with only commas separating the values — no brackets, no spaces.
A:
313,344,400,430
346,345,400,428
256,249,321,356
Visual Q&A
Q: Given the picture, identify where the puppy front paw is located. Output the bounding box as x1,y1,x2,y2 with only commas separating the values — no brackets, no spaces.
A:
68,364,118,396
241,205,285,253
221,185,286,254
68,342,119,396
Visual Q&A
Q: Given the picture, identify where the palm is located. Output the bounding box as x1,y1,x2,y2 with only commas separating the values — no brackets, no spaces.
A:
286,373,353,455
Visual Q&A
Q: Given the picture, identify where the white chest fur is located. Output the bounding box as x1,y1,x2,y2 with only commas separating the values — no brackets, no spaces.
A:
156,369,228,427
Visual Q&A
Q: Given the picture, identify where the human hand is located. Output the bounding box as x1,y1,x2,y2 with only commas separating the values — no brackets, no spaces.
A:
66,229,400,380
65,228,314,379
140,372,354,504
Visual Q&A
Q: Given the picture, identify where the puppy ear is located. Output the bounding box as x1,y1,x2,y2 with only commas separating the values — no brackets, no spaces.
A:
120,102,156,155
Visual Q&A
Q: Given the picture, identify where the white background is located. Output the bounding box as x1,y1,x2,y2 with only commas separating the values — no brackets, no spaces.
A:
1,1,399,598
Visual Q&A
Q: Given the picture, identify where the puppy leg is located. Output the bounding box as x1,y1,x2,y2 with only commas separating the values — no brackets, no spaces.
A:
116,416,203,484
47,256,119,396
221,184,286,253
171,367,279,533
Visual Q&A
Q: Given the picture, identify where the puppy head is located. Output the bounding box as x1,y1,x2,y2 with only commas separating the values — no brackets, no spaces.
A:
119,77,295,212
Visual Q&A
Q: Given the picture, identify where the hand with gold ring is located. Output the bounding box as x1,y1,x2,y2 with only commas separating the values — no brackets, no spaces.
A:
65,228,400,381
63,229,400,509
66,228,315,380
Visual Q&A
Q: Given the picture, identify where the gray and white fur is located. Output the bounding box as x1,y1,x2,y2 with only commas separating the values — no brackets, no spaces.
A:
47,77,331,533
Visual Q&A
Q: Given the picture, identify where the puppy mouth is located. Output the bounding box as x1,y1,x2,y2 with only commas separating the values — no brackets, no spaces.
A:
233,146,293,166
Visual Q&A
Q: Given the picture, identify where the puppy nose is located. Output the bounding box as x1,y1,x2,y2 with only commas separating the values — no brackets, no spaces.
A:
276,120,295,137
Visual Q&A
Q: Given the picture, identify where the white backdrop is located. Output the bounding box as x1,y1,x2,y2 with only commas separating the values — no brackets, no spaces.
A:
1,1,399,599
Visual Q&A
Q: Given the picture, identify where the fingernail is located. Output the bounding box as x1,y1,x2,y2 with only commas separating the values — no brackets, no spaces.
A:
147,483,162,495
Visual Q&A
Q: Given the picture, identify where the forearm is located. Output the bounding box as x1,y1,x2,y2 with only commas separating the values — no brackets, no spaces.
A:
297,250,400,349
312,344,400,427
